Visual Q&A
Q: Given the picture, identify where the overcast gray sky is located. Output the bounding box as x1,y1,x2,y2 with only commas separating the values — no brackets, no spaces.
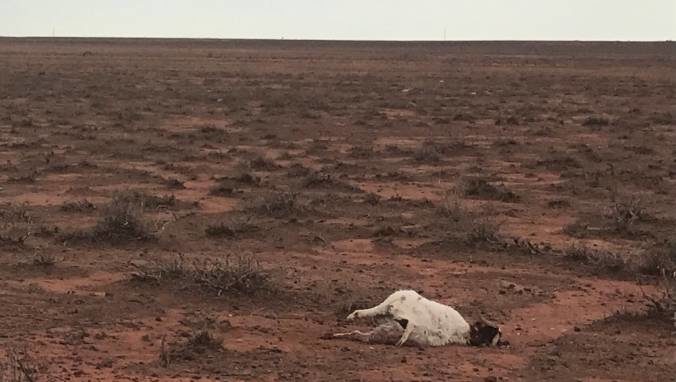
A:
1,0,674,41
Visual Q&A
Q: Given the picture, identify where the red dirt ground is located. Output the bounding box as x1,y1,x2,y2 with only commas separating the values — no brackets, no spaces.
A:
0,38,674,381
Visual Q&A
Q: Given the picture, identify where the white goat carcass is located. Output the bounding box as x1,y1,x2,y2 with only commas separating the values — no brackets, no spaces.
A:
333,290,500,347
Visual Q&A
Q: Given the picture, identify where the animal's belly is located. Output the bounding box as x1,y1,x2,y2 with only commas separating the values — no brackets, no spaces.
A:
410,325,469,346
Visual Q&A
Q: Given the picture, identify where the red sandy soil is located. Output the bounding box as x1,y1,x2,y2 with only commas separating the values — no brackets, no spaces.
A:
0,38,674,381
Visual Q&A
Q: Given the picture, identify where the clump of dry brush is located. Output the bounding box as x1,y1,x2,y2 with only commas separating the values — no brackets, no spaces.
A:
131,254,271,296
0,347,39,382
0,203,34,247
605,197,650,233
436,191,503,246
63,190,175,245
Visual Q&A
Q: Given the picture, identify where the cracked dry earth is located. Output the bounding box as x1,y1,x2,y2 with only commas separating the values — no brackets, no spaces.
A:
0,39,675,381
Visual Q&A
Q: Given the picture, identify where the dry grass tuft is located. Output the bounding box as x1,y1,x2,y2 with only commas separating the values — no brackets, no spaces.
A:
246,192,311,219
0,347,39,382
249,156,279,171
564,244,626,273
112,190,176,210
60,200,96,213
436,192,503,246
437,191,467,222
641,270,675,324
91,197,154,243
466,219,502,245
160,330,223,366
0,204,34,247
205,216,257,238
582,115,610,127
132,255,271,296
605,197,649,233
462,177,519,203
31,253,58,268
62,192,166,245
413,140,443,163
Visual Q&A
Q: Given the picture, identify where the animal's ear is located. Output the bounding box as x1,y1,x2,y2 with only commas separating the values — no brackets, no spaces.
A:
491,330,501,347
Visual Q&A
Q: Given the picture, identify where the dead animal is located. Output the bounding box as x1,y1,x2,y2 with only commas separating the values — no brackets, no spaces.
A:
326,290,503,347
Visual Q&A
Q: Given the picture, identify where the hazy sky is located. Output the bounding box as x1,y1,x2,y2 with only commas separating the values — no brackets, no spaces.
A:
1,0,674,41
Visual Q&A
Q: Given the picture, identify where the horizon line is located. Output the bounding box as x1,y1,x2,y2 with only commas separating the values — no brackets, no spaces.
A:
1,35,674,43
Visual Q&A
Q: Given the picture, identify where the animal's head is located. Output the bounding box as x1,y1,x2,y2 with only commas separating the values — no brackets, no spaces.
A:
469,318,502,347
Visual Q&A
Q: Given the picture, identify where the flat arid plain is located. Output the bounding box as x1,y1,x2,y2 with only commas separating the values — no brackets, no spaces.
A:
0,38,674,381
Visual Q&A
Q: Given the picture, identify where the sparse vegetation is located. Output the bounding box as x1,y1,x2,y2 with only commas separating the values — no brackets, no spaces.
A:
31,253,57,268
165,178,185,189
437,191,467,222
60,200,96,213
209,180,238,197
246,192,310,219
205,216,257,238
637,242,676,276
160,330,223,366
112,190,177,210
562,220,590,238
605,197,649,233
287,163,311,178
0,347,39,382
466,218,501,245
349,145,374,159
564,197,652,240
210,172,261,196
650,111,673,125
249,156,279,171
7,172,39,184
91,196,154,243
373,225,399,238
642,271,675,321
2,38,676,381
547,199,571,209
0,204,34,247
232,171,260,186
301,171,358,192
132,255,271,295
435,191,504,246
462,177,520,203
363,193,381,206
63,193,157,245
582,115,610,127
302,172,336,188
413,140,443,163
564,244,626,273
535,154,582,170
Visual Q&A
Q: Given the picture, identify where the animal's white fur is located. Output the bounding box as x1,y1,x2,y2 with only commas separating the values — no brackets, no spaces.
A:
346,290,470,346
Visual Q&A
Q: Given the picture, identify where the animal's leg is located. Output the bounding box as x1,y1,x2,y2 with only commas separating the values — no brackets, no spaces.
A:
368,321,405,345
396,323,414,346
346,301,390,320
332,330,373,343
